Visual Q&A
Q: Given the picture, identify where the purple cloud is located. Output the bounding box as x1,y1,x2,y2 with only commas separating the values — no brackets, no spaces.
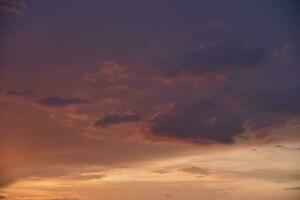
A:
37,97,87,107
94,112,141,128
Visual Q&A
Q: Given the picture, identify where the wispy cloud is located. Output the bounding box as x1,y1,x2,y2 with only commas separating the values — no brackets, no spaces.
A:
0,0,27,16
94,111,141,128
6,90,33,97
37,97,87,107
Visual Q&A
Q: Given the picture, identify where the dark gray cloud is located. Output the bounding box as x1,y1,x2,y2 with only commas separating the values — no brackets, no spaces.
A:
147,100,248,144
94,112,141,128
146,88,300,144
6,90,33,97
37,97,87,107
163,41,270,77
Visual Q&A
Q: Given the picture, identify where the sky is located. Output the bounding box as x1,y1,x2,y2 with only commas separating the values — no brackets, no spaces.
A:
0,0,300,199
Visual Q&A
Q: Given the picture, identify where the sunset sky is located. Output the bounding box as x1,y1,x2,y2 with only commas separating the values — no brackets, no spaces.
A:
0,0,300,199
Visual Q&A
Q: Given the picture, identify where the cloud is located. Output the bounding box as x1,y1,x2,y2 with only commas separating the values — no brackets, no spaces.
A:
0,0,27,16
285,186,300,190
180,166,210,175
0,91,91,127
69,173,106,181
6,90,33,97
0,177,16,189
255,87,300,115
233,168,300,183
274,144,300,151
150,168,172,174
85,60,134,83
37,97,87,107
193,41,268,69
0,195,5,199
143,88,300,144
145,99,249,144
161,41,270,82
51,198,81,200
94,111,141,128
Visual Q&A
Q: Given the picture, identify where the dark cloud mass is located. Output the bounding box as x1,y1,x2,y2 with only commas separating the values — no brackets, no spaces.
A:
147,100,248,144
37,97,87,107
146,88,300,144
94,112,141,128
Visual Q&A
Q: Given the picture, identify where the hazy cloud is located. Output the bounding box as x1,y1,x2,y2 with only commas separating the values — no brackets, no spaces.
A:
37,97,87,107
6,90,33,97
180,166,210,175
0,0,27,16
274,145,300,151
234,169,300,182
285,186,300,190
85,60,134,83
